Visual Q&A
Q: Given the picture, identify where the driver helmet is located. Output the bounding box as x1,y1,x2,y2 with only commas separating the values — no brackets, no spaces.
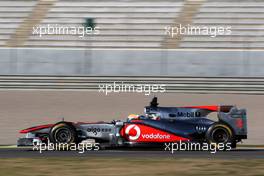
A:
127,114,140,121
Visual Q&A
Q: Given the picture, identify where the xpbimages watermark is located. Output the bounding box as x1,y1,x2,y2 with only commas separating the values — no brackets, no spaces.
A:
33,141,100,154
165,24,232,38
98,82,166,95
32,24,100,37
164,141,232,154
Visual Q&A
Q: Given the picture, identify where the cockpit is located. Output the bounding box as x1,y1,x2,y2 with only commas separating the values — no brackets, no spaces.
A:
127,113,161,121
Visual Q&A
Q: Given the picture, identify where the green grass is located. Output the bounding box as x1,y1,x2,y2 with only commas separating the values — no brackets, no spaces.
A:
237,144,264,148
0,158,263,176
0,145,17,149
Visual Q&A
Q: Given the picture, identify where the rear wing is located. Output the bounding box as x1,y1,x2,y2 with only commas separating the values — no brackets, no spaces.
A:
218,106,247,139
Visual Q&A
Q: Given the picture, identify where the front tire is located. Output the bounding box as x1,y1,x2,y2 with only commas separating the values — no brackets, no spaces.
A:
49,122,77,145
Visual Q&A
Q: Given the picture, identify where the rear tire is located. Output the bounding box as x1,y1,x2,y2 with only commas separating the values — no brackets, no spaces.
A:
49,122,77,145
206,123,234,149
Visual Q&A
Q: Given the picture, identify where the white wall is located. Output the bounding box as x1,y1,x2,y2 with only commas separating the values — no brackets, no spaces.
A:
0,48,264,77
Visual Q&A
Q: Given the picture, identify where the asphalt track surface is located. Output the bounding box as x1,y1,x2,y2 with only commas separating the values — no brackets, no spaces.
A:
0,91,264,145
0,148,264,159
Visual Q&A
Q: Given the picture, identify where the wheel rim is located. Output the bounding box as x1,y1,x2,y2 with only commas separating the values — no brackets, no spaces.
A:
211,128,229,143
54,128,72,143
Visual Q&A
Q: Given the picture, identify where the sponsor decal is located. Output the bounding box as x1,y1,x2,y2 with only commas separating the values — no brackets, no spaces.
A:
125,124,141,140
236,118,243,129
87,127,112,135
195,126,207,134
142,133,170,139
176,111,201,117
123,124,189,142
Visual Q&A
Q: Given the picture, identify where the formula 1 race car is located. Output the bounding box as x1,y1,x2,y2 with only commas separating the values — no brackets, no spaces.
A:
17,97,247,149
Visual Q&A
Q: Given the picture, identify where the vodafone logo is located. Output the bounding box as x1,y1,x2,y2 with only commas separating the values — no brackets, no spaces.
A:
125,124,141,141
142,133,170,139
